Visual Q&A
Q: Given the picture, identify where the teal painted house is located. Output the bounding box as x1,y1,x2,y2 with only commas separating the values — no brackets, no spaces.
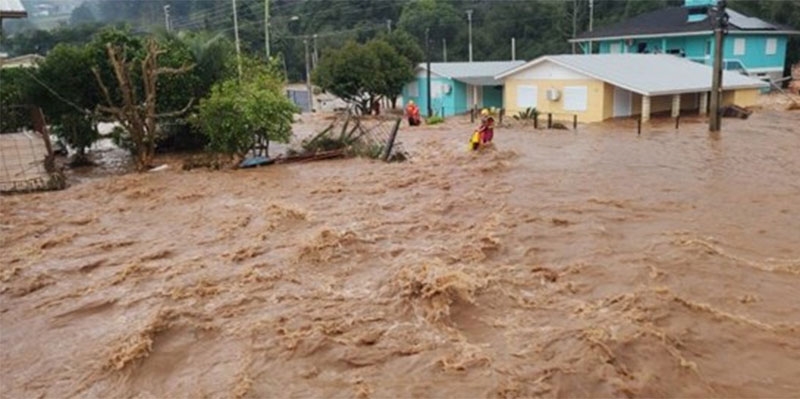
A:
402,61,524,116
569,0,799,81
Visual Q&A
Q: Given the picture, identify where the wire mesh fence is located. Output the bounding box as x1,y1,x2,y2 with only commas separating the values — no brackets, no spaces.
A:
290,109,406,163
0,107,65,194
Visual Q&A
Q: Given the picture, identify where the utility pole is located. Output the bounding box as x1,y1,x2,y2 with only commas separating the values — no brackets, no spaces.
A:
387,19,392,34
443,38,447,62
426,27,432,118
232,0,242,79
588,0,594,54
264,0,270,59
466,9,473,62
709,0,728,132
163,5,170,32
304,37,313,113
511,37,516,61
312,34,318,69
572,0,577,54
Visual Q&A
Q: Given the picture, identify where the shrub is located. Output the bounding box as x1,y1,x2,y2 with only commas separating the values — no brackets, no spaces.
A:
426,115,444,125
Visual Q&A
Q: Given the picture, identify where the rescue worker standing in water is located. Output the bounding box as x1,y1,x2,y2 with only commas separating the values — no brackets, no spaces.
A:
406,101,421,126
478,109,495,144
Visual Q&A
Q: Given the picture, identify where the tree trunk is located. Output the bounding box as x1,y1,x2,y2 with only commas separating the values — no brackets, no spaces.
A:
93,39,194,172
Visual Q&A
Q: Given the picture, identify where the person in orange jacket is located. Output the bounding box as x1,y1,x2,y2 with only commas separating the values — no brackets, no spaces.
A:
406,100,421,126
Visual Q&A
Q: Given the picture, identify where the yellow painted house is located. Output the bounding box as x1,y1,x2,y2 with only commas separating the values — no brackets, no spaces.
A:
496,54,768,122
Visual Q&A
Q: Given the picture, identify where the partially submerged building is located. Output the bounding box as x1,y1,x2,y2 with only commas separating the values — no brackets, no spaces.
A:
403,61,525,116
569,0,800,81
496,54,768,123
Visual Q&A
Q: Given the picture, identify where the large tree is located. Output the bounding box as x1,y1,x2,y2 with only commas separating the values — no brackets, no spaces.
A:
313,39,413,113
92,34,195,171
33,44,100,164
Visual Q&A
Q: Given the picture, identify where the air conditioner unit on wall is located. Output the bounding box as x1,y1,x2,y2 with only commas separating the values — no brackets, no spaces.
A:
546,88,561,101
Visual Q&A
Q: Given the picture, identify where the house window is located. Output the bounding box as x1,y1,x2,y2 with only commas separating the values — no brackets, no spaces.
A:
516,85,538,109
406,82,418,98
733,38,746,56
609,43,622,54
765,38,777,55
563,86,588,111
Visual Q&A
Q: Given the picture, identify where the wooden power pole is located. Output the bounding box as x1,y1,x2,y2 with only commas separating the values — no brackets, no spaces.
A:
709,0,728,132
426,27,432,118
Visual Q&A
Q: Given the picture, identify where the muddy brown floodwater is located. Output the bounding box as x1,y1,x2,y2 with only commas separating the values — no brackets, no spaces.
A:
1,108,800,398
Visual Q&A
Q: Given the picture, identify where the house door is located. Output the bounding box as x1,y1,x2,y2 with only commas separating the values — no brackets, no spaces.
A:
613,86,632,117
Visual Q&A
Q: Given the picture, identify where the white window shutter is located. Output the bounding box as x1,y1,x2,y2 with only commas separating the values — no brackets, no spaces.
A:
516,86,538,108
765,38,777,55
563,86,588,111
734,38,746,56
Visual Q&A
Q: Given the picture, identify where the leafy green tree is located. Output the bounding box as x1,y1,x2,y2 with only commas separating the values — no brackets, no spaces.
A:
194,58,297,158
70,3,96,25
398,0,461,53
91,30,196,170
313,41,378,113
365,39,414,109
32,44,100,163
380,29,424,67
0,68,35,133
314,39,413,112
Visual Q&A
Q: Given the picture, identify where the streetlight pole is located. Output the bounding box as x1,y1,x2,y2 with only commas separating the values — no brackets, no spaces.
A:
163,5,170,32
466,9,473,62
312,34,318,69
588,0,594,54
304,37,313,113
443,38,447,62
232,0,242,79
264,0,270,59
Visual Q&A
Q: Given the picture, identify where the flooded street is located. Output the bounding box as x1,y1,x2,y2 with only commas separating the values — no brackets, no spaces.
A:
2,108,799,398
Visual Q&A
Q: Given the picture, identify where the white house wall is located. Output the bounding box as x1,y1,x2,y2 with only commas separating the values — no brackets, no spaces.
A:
512,62,591,80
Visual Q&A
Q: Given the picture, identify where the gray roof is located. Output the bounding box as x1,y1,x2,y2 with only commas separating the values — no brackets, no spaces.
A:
572,6,799,42
418,61,526,86
0,0,26,17
496,54,768,96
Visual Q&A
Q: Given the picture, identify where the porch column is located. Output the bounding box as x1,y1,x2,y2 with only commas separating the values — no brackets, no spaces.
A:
642,95,651,122
699,92,708,115
671,94,681,118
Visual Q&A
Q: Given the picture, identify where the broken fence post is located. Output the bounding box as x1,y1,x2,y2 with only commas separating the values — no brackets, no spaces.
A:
547,113,552,129
675,115,680,130
637,116,642,136
534,113,538,129
573,114,577,130
470,108,475,123
382,117,402,162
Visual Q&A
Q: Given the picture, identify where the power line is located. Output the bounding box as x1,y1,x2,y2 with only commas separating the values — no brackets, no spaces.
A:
19,68,91,117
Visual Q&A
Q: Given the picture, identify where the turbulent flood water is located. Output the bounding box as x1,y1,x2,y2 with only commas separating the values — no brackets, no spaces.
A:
2,110,799,398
